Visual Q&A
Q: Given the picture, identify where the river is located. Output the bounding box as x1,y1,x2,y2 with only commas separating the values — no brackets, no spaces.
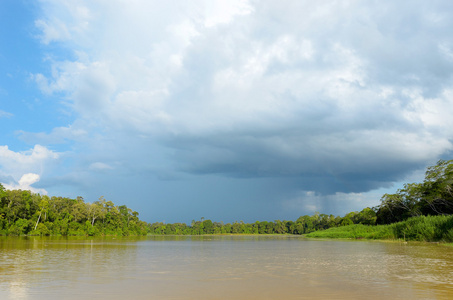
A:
1,236,452,299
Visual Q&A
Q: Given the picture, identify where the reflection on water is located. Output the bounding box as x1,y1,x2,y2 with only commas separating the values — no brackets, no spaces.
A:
1,236,453,299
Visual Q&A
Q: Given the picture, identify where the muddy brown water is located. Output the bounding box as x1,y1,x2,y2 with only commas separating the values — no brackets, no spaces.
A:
1,236,452,299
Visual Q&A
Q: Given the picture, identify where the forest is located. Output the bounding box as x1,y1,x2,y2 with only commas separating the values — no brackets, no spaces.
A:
0,188,148,236
0,159,452,239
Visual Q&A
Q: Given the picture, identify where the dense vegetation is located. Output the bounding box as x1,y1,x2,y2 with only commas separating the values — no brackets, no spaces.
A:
376,159,453,224
306,215,453,242
0,186,148,236
1,159,452,239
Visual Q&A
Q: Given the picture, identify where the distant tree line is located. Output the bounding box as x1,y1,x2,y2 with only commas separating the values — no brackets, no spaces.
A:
1,159,452,236
148,208,377,235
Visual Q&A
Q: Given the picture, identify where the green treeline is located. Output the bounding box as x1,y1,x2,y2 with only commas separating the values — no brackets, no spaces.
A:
0,187,148,236
1,159,452,239
148,208,376,235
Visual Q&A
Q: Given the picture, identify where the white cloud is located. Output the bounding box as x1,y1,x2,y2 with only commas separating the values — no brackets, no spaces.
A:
32,59,88,96
18,124,88,145
0,145,60,182
0,110,13,118
203,0,253,27
89,162,114,171
35,19,71,45
35,1,92,45
409,89,453,131
2,173,48,194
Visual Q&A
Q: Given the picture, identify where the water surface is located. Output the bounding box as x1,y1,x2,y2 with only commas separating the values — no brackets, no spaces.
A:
1,236,452,299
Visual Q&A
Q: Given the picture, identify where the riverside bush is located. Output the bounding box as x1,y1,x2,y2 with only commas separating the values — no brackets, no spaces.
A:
306,215,453,242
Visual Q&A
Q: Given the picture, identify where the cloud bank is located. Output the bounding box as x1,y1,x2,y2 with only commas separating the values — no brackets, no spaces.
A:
7,0,453,221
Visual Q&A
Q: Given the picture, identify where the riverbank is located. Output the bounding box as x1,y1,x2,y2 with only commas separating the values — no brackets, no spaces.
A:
305,215,453,243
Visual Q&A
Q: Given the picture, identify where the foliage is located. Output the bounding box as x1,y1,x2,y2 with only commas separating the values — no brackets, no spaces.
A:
306,224,395,240
306,215,453,242
376,160,453,224
0,185,147,236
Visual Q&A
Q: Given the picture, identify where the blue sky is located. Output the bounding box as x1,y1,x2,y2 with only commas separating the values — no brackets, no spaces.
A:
1,0,453,223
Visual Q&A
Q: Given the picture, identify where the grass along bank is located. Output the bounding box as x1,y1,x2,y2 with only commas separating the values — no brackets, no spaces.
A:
306,215,453,242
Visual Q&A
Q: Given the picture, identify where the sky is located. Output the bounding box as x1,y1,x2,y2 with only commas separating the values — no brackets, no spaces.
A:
1,0,453,224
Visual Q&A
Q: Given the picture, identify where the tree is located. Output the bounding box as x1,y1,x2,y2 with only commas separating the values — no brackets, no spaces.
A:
88,200,105,227
376,160,453,224
285,221,295,234
258,221,268,234
296,215,315,233
420,159,453,215
355,207,377,225
376,187,421,225
340,217,353,226
274,220,286,234
72,197,88,222
232,221,241,234
34,196,49,230
266,221,275,234
202,219,213,234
